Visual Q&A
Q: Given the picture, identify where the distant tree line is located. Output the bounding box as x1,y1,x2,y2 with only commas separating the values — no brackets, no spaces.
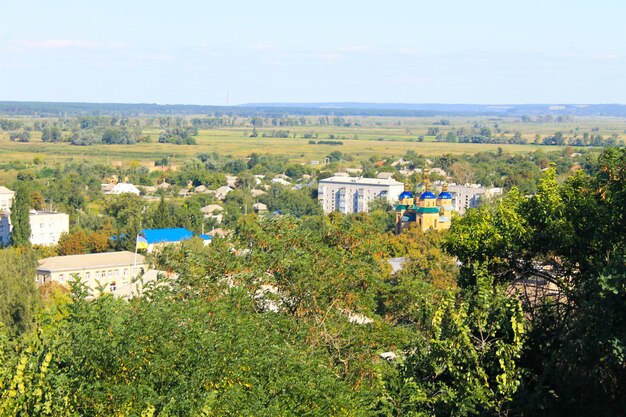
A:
310,140,343,145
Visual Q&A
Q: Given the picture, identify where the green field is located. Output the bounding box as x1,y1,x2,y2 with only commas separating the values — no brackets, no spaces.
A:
2,115,624,168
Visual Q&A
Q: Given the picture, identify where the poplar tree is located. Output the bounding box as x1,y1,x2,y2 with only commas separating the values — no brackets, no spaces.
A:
10,183,31,247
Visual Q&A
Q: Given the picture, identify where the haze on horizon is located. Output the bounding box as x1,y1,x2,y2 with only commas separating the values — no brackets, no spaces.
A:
1,0,625,106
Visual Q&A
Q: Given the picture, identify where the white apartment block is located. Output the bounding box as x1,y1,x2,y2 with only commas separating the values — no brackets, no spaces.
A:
36,251,146,291
29,210,69,246
0,186,15,212
445,184,503,214
318,176,405,214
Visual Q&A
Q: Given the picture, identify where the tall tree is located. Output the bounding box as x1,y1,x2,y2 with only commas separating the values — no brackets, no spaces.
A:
0,248,39,336
151,194,170,229
10,183,31,247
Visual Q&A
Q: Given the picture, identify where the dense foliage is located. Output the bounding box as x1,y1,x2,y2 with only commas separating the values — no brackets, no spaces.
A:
0,141,624,415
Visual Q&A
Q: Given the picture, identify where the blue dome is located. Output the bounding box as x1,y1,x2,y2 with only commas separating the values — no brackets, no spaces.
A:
419,191,436,200
399,191,414,199
438,191,453,199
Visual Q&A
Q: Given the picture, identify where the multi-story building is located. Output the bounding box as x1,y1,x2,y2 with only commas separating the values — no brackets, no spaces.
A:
36,251,146,291
318,176,404,214
29,210,69,246
445,184,503,214
0,186,14,212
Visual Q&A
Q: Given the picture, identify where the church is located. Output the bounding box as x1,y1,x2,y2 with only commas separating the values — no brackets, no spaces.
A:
395,168,454,234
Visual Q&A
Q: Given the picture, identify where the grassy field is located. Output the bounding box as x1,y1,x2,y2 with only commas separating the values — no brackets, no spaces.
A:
0,129,562,166
1,115,624,168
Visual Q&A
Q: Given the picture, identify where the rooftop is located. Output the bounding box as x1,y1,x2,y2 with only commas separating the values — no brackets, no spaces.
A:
319,176,403,187
0,186,14,195
140,227,194,244
29,210,68,216
38,251,145,273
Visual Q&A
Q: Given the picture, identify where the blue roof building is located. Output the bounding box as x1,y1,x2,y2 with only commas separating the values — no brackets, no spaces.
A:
139,228,212,252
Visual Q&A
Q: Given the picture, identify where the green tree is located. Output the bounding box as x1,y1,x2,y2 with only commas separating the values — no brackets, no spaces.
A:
445,150,626,416
10,183,31,247
0,248,40,336
385,266,524,417
151,194,171,229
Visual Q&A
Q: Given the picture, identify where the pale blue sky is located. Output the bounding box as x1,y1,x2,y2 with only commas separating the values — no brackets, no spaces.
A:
1,0,625,105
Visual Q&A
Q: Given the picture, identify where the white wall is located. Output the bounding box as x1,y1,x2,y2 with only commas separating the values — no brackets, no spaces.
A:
318,177,404,214
29,212,69,246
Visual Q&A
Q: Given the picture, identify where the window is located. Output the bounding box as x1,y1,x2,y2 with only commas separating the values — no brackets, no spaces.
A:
85,272,91,281
40,223,44,228
59,274,64,283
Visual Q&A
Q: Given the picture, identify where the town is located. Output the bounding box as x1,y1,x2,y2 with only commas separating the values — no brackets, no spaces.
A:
2,0,626,415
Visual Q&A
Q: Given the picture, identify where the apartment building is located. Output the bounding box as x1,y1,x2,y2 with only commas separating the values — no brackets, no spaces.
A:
445,184,503,214
0,186,14,212
29,210,69,246
318,176,404,214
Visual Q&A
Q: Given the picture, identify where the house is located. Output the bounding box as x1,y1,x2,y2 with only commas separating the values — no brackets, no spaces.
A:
376,172,394,179
292,181,315,191
253,175,265,185
225,175,238,188
430,168,447,178
178,188,193,197
29,210,69,246
0,186,15,212
251,189,266,198
101,183,116,194
194,185,207,193
105,183,141,195
36,251,146,291
138,227,212,253
215,186,233,200
253,202,268,213
200,204,224,224
200,204,223,216
208,228,229,238
271,178,291,186
317,176,404,214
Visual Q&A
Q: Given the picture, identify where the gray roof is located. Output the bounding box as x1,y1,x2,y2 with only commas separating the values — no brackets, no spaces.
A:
37,251,145,273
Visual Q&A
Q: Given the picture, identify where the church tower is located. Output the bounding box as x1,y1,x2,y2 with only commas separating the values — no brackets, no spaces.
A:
415,168,439,231
436,183,453,230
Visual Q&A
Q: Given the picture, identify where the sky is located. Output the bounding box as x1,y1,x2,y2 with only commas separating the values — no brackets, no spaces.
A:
1,0,625,105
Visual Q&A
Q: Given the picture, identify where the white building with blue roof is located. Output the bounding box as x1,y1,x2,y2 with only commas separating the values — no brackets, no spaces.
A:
138,227,212,253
